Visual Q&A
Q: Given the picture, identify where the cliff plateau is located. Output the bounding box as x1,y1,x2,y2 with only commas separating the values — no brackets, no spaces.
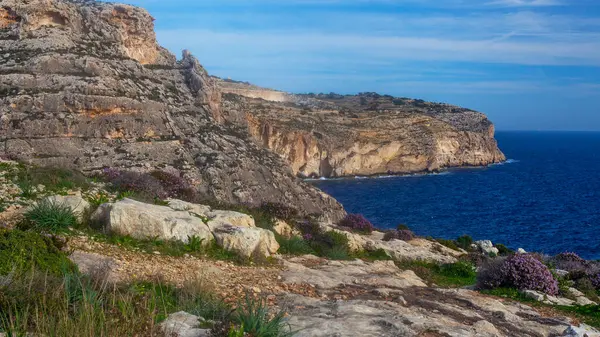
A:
218,80,506,178
0,0,344,220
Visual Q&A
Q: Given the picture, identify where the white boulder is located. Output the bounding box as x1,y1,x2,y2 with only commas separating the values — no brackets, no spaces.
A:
212,225,279,259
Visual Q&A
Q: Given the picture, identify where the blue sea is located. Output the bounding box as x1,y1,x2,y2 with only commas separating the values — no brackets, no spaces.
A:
312,131,600,260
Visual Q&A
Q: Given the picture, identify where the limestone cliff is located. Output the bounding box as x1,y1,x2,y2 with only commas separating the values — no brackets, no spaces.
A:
0,0,344,220
218,81,506,178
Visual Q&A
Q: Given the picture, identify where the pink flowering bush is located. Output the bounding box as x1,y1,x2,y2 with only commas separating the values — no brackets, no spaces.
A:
383,229,415,242
477,254,559,295
338,214,375,234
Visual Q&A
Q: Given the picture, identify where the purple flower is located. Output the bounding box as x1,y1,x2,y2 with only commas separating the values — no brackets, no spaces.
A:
303,234,313,241
591,273,600,290
338,214,375,234
383,229,415,242
501,254,559,295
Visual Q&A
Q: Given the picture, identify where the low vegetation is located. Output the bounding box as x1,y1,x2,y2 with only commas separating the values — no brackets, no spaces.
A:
338,213,375,234
396,260,477,288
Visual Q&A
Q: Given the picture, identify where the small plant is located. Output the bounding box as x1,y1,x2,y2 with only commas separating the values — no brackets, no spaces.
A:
87,191,110,208
20,200,78,232
396,260,477,287
185,235,205,252
383,229,414,242
456,235,473,251
338,214,375,234
233,295,294,337
276,235,314,256
396,224,410,231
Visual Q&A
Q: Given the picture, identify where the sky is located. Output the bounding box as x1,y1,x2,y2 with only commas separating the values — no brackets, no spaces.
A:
113,0,600,131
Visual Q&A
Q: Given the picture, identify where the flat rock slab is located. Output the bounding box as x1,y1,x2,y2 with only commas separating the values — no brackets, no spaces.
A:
282,258,427,290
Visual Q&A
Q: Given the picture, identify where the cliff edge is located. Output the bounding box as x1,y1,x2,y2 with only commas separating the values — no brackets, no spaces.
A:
0,0,344,220
218,80,506,178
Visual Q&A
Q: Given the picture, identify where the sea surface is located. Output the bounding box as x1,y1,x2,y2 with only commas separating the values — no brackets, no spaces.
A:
311,131,600,260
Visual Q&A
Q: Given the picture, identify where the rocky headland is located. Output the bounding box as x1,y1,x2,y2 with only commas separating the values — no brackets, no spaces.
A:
218,80,506,178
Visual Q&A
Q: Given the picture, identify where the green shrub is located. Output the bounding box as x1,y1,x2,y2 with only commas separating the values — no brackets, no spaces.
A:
308,231,351,260
439,261,476,280
495,244,514,256
456,235,474,250
16,166,90,195
276,235,314,256
0,229,76,275
435,239,460,251
353,248,392,261
19,200,78,232
86,191,110,208
233,295,294,337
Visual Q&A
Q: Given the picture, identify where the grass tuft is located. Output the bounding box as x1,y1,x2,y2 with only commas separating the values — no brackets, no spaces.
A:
19,199,78,232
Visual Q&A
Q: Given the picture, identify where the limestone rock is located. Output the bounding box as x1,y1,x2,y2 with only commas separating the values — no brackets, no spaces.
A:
521,290,576,306
282,258,427,289
272,219,299,238
69,250,119,283
0,0,346,222
167,199,211,217
475,240,500,256
518,248,528,254
219,81,506,178
563,324,600,337
205,210,255,231
91,199,213,245
41,195,90,222
160,311,210,337
212,225,279,259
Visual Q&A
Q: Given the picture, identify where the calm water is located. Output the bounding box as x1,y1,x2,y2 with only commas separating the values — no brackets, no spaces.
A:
312,131,600,260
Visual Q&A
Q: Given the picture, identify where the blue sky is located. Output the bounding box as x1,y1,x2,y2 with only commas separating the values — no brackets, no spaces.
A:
115,0,600,131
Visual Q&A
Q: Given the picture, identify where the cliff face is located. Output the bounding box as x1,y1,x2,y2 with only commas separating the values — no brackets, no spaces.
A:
0,0,345,220
219,82,506,178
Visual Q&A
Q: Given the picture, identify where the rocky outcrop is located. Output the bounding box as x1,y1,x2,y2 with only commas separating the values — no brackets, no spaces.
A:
90,198,279,258
0,0,345,221
221,87,506,178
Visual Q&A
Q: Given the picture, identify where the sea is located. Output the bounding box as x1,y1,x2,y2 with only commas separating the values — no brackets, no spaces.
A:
311,131,600,260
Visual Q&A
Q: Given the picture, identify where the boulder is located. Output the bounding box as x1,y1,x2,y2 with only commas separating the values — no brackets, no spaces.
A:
167,199,211,218
206,210,255,231
90,199,213,245
272,219,299,238
212,225,279,259
475,240,500,256
42,195,90,222
521,290,576,306
563,324,600,337
160,311,210,337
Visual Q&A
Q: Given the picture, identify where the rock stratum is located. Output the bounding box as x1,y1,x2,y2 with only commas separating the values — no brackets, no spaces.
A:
0,0,344,220
218,80,506,178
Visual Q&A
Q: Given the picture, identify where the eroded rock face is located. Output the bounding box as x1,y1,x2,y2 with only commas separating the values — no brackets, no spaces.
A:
219,82,506,178
0,0,345,221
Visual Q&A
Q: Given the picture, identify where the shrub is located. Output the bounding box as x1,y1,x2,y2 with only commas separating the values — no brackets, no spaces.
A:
435,239,460,251
20,200,78,232
552,252,590,273
456,235,473,250
396,224,410,231
233,295,294,337
477,258,507,290
0,229,76,275
307,231,351,260
277,235,314,256
440,261,476,280
149,170,196,200
383,229,414,242
259,202,299,222
591,273,600,290
495,244,514,256
106,170,168,201
480,254,559,295
338,214,375,234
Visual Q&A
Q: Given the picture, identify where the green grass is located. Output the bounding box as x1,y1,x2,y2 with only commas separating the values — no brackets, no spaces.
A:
19,200,79,232
85,231,243,263
396,260,477,287
0,269,230,336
